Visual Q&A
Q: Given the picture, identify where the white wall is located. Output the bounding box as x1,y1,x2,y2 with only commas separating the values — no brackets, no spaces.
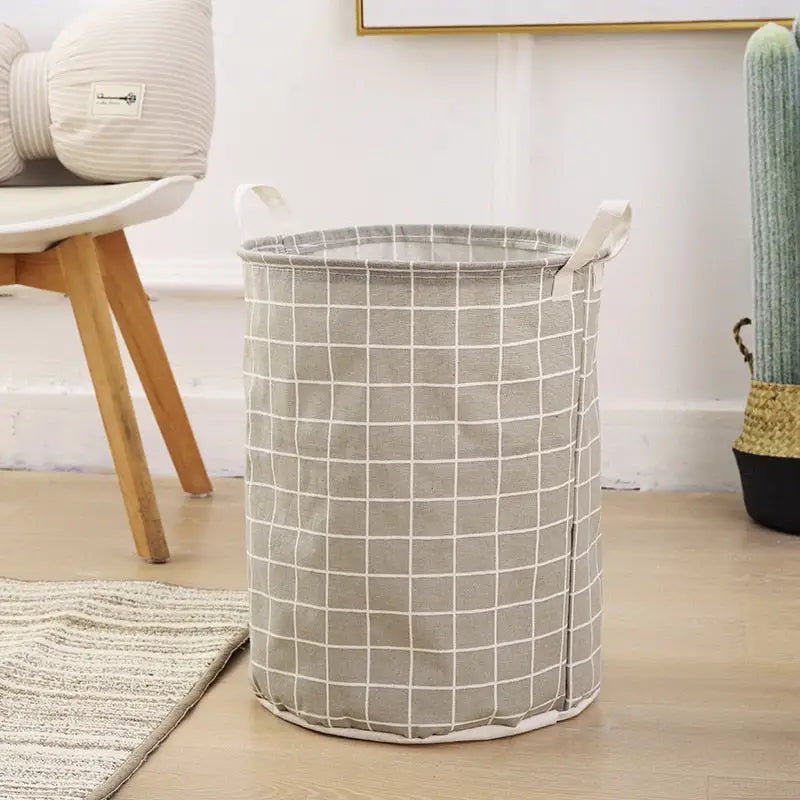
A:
1,0,758,490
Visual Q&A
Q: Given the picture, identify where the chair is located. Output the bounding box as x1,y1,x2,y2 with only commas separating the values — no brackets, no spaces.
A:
0,175,213,563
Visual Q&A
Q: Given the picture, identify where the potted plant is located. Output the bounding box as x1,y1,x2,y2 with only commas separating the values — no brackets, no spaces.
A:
734,20,800,534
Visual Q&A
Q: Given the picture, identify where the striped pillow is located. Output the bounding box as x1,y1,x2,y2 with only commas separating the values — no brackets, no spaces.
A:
0,0,214,184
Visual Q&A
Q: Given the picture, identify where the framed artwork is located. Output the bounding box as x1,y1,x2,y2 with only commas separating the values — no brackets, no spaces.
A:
356,0,794,35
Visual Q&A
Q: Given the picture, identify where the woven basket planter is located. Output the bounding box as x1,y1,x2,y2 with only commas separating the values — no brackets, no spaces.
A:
238,187,631,743
733,319,800,534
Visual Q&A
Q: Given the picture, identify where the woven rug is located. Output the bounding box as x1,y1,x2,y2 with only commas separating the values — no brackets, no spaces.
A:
0,577,248,800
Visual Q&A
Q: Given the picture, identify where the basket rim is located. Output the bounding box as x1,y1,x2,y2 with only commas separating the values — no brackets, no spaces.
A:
237,222,597,272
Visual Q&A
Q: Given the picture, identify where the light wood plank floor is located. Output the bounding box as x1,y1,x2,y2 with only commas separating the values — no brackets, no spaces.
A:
3,471,800,799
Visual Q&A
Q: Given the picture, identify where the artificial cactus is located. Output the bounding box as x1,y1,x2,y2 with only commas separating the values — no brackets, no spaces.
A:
745,22,800,385
735,19,800,536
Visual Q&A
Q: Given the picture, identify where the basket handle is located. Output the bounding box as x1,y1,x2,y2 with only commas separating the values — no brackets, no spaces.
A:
733,317,754,376
234,183,292,239
552,200,632,301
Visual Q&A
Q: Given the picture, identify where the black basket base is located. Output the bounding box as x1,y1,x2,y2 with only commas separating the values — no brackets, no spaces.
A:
734,448,800,535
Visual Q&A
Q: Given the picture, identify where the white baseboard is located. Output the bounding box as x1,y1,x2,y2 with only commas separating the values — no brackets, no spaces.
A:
137,259,244,297
600,403,744,492
0,391,745,491
0,389,245,478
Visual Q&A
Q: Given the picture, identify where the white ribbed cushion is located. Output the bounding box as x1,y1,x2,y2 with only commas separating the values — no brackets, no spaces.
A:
0,0,214,183
0,24,27,181
10,52,53,160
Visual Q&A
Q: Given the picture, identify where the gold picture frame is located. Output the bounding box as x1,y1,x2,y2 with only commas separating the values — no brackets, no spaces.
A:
355,0,792,35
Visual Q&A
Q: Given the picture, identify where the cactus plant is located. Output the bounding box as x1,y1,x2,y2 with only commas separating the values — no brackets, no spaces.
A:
735,20,800,535
745,22,800,384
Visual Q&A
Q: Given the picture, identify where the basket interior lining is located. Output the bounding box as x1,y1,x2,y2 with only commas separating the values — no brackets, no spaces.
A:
249,226,578,265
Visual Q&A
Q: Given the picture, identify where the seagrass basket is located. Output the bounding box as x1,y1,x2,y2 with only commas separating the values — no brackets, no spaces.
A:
733,318,800,534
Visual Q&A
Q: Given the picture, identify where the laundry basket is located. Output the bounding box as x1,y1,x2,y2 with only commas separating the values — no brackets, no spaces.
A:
237,187,631,744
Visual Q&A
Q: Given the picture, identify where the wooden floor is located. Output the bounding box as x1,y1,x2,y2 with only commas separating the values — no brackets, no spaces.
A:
3,472,800,799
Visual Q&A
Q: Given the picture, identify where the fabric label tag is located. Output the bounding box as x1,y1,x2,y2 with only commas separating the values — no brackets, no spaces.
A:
90,83,146,118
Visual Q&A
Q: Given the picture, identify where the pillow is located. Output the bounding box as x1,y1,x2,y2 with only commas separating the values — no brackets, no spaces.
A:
0,0,214,184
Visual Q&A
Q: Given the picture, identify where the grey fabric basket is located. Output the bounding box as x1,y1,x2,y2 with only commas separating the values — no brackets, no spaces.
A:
238,189,631,744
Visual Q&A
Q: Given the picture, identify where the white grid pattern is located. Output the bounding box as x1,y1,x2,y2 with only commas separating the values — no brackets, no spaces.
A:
324,237,334,725
531,262,545,711
558,228,578,706
243,223,603,740
490,266,505,725
363,234,374,733
565,285,604,707
450,258,460,732
406,254,415,738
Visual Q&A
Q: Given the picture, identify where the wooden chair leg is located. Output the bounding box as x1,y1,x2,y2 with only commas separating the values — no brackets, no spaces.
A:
0,255,15,285
59,235,170,563
94,230,213,497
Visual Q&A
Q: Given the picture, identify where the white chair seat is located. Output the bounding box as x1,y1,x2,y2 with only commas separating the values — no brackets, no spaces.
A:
0,175,195,253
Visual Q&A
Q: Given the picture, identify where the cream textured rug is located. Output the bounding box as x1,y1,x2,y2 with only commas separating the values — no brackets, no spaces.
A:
0,577,248,800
